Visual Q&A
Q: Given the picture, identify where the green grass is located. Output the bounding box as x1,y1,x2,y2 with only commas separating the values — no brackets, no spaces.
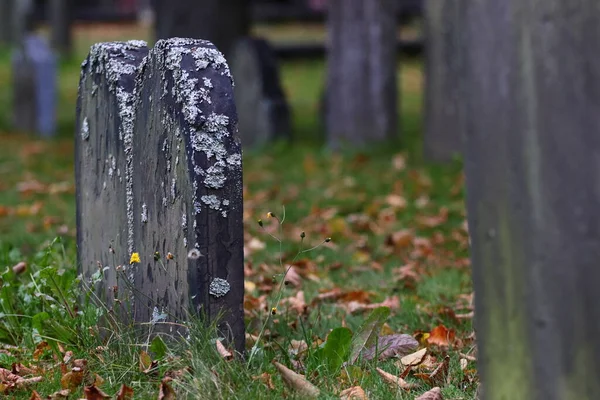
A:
0,23,476,399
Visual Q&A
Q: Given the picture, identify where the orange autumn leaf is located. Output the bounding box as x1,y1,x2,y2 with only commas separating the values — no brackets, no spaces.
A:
83,385,111,399
427,325,455,347
115,384,134,400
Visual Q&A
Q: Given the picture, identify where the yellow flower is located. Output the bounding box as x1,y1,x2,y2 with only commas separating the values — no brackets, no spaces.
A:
129,252,140,264
271,307,277,315
267,212,275,219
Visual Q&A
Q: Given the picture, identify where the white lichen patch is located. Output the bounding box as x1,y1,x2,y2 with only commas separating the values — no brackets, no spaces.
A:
141,203,148,223
182,213,187,230
209,278,230,297
201,195,221,211
81,117,89,140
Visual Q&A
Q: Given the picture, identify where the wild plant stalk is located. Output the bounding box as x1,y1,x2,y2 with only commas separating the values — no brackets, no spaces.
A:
248,206,330,364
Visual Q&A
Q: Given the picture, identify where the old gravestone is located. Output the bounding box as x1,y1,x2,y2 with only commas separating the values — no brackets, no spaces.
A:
12,32,57,137
229,37,291,148
75,38,245,353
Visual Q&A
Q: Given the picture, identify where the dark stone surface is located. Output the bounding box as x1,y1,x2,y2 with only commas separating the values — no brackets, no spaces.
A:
131,38,244,353
12,33,57,137
75,38,245,354
422,0,464,163
462,1,600,398
230,37,291,148
75,40,149,319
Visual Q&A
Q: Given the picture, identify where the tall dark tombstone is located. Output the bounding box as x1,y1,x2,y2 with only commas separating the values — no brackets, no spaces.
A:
325,0,397,149
462,1,600,398
48,0,73,55
230,37,291,148
422,0,464,163
0,0,14,46
12,32,57,137
153,0,249,59
75,38,245,354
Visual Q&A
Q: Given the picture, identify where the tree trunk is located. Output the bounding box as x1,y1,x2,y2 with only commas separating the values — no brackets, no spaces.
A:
422,0,464,163
154,0,250,58
325,0,397,149
463,1,600,399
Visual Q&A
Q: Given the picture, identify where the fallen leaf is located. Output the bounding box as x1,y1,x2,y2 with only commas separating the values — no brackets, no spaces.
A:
361,334,418,361
12,262,27,275
158,377,176,400
48,389,70,399
375,368,416,390
216,340,233,360
29,390,43,400
386,194,407,209
252,372,275,390
349,307,390,363
415,356,450,386
387,230,414,249
272,361,320,398
415,387,443,400
340,385,368,400
84,385,111,399
115,384,134,400
427,325,455,347
460,358,468,370
400,348,427,367
60,371,83,390
284,266,302,287
288,340,308,357
139,351,152,372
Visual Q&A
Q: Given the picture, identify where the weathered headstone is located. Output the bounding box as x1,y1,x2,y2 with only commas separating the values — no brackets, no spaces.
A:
462,0,600,398
230,37,291,148
75,40,148,321
12,32,57,137
326,0,398,148
75,38,245,354
422,0,464,163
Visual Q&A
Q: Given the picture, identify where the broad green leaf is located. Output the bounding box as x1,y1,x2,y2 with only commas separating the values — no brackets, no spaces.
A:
150,335,168,359
349,306,390,364
320,327,352,371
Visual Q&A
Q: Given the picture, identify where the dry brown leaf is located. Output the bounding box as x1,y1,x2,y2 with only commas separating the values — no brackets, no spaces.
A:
416,356,450,386
84,385,111,399
460,358,468,371
288,340,308,357
29,390,43,400
252,372,275,390
115,384,134,400
283,291,307,314
272,361,320,398
392,154,406,171
375,368,416,390
415,387,443,400
216,339,233,360
387,230,414,249
158,377,176,400
33,342,51,360
12,261,27,275
139,351,152,372
386,194,407,209
400,348,427,367
48,389,70,399
60,371,83,391
427,325,455,347
284,266,303,287
362,334,418,361
340,385,368,400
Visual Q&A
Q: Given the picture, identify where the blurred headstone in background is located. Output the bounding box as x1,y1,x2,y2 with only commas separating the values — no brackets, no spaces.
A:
12,32,57,137
230,37,291,148
0,0,15,46
48,0,73,55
